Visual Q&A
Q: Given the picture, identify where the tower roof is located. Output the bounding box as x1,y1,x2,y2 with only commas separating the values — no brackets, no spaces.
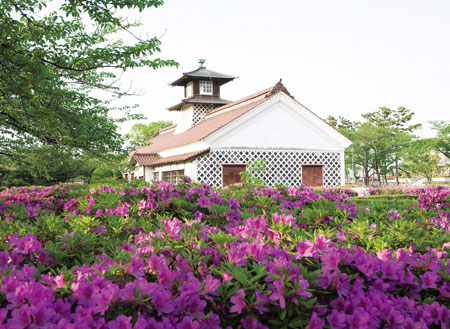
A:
169,60,237,86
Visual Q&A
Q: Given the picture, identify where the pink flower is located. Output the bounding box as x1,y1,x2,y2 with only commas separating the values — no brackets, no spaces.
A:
376,249,392,262
295,239,316,259
314,233,331,251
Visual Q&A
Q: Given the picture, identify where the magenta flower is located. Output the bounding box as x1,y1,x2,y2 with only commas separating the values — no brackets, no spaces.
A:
295,239,316,259
7,305,31,329
269,278,286,309
420,271,440,289
107,315,132,329
253,289,270,314
314,233,331,251
230,289,246,314
307,312,324,329
202,274,221,296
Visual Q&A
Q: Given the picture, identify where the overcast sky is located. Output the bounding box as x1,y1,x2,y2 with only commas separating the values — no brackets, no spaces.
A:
112,0,450,137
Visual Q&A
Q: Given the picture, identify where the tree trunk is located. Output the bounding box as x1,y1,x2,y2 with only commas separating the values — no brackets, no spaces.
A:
395,159,400,185
363,148,369,185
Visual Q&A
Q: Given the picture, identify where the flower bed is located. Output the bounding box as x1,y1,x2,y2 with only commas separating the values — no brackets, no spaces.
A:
0,180,449,328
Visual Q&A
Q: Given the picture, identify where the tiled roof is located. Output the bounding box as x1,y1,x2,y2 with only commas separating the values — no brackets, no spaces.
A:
170,66,236,86
149,149,210,166
131,153,160,166
136,97,267,154
205,87,272,116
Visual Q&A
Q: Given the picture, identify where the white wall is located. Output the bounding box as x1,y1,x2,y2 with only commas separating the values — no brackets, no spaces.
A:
174,105,194,134
206,94,350,151
144,166,153,182
184,161,194,179
158,141,209,157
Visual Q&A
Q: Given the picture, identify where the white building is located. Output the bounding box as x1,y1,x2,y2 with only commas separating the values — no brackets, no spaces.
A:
130,61,352,187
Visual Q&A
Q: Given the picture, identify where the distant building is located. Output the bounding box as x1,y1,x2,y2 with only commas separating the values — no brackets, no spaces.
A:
129,60,352,187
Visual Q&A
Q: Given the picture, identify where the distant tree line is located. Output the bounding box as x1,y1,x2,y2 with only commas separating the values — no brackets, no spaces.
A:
328,107,450,185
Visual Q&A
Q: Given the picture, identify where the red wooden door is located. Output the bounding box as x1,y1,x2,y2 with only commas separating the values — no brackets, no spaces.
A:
302,165,323,186
222,165,246,187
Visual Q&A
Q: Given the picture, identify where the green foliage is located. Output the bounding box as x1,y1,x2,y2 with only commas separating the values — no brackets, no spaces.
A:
126,120,173,148
0,0,177,183
430,120,450,159
241,158,266,187
90,167,121,183
402,139,441,183
0,145,104,188
350,194,418,209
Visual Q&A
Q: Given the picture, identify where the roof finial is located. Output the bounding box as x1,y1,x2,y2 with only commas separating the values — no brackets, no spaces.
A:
198,59,206,67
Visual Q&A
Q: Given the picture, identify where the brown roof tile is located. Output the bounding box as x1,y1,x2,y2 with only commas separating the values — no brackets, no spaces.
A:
205,87,272,116
132,153,160,166
157,124,177,134
135,97,267,154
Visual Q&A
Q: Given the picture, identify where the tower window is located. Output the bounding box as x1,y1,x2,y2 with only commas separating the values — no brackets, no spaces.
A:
199,80,213,95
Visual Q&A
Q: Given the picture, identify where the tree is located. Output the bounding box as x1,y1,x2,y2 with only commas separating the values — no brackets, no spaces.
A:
361,107,420,184
402,139,441,183
0,145,101,188
328,107,420,186
126,120,173,147
0,0,177,176
430,120,450,159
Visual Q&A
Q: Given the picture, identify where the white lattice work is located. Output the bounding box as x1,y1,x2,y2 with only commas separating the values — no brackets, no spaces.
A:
195,149,342,187
192,104,217,126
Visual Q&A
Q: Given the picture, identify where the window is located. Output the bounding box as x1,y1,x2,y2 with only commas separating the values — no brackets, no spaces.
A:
222,164,246,187
153,171,159,181
199,80,213,95
161,170,184,184
185,82,193,98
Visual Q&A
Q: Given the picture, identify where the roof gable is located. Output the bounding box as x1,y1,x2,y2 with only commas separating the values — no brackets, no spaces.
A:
205,92,353,151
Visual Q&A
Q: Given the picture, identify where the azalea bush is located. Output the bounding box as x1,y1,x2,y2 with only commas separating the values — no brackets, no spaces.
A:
0,181,449,328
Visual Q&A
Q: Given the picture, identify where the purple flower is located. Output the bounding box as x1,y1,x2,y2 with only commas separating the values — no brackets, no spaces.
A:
269,278,286,309
307,312,324,329
7,305,31,329
241,316,269,329
107,315,132,329
202,274,221,296
230,289,246,314
420,271,440,289
197,196,212,208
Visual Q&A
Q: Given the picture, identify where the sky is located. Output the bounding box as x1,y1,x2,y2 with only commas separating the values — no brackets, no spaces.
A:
111,0,450,138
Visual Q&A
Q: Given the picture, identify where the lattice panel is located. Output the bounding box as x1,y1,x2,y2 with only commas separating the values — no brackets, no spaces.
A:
192,104,218,126
195,149,342,188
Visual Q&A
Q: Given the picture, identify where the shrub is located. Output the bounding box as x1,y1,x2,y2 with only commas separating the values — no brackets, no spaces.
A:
90,167,119,183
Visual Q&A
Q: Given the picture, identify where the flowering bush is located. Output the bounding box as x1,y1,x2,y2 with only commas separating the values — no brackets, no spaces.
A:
0,180,449,328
